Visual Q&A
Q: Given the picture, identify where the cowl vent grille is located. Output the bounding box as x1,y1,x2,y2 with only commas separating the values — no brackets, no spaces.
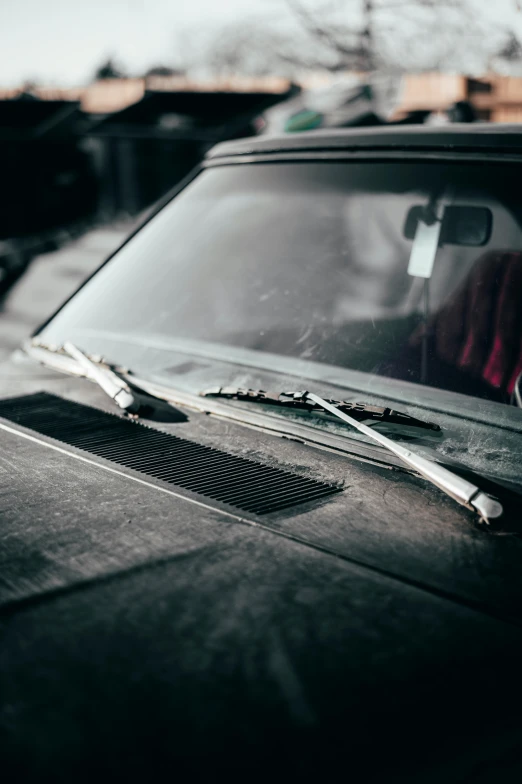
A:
0,392,341,515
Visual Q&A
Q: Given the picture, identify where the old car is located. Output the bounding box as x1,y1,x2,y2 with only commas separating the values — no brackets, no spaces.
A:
1,125,522,783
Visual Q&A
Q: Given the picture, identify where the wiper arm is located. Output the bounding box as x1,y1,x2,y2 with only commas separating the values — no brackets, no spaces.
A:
306,390,502,525
202,386,502,523
202,386,440,431
60,342,186,422
63,342,140,413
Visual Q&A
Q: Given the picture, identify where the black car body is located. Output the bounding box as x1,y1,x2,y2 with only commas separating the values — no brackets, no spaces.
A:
2,125,522,783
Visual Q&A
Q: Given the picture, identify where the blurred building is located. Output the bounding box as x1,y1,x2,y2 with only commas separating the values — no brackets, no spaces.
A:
0,76,292,114
0,77,297,222
395,73,522,122
490,77,522,122
0,97,100,294
4,72,522,122
85,83,299,216
0,99,97,240
3,69,522,253
80,79,146,115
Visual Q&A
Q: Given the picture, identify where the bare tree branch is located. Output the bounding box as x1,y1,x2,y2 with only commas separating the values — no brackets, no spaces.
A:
285,0,480,71
200,0,522,78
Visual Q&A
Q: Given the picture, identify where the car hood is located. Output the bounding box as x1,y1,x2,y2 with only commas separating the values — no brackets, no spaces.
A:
2,356,522,782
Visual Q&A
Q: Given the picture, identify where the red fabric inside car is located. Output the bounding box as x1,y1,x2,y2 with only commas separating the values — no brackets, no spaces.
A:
412,251,522,396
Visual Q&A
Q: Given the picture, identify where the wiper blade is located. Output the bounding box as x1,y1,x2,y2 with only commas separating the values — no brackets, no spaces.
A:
57,342,186,422
202,386,502,523
202,386,441,432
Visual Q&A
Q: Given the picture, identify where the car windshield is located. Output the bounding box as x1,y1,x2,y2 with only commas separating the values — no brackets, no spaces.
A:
38,160,522,412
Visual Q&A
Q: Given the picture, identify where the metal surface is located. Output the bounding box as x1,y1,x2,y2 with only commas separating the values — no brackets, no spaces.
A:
305,392,503,524
3,391,522,783
0,392,341,516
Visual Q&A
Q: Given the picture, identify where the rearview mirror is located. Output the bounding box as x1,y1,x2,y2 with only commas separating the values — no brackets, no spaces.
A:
404,205,492,246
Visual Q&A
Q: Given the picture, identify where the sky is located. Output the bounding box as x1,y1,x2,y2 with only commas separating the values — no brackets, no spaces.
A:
0,0,288,86
1,0,522,87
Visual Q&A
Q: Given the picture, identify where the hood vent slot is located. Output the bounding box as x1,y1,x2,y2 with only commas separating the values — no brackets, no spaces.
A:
0,392,341,516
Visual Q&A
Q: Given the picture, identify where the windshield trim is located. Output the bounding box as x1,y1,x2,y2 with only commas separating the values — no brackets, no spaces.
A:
203,150,522,167
22,342,522,489
45,331,522,435
21,342,413,471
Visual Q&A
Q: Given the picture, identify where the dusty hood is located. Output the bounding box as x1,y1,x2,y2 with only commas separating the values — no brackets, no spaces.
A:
2,358,522,783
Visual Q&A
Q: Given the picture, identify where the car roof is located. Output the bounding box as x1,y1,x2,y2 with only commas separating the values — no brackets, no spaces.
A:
206,123,522,159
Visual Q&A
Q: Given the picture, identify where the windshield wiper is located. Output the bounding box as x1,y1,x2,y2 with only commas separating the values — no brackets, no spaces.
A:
202,387,502,524
202,386,441,431
64,341,140,413
58,342,187,422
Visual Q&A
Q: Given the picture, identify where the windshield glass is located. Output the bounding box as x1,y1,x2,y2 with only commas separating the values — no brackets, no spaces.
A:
38,160,522,412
